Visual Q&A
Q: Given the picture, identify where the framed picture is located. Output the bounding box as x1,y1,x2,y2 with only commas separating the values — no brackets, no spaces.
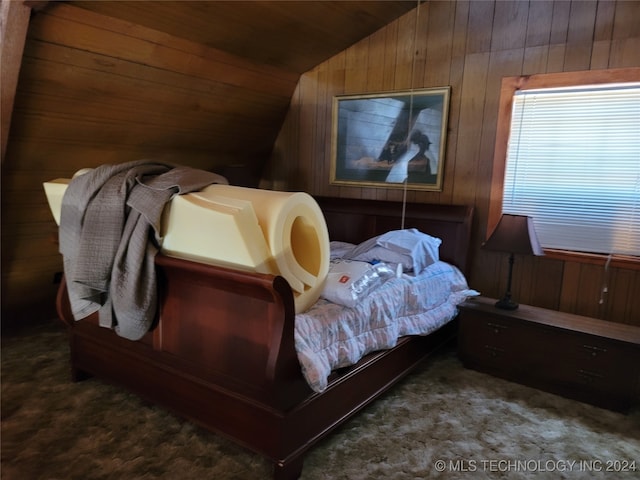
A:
330,87,451,191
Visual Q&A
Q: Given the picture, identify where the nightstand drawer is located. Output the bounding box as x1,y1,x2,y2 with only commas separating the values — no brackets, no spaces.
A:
458,310,520,345
458,311,552,371
562,332,640,369
547,359,627,394
547,331,640,397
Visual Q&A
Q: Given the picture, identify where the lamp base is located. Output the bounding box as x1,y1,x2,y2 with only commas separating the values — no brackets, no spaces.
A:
495,298,519,310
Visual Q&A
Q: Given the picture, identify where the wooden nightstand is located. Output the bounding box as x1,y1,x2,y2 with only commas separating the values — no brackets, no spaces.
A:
457,296,640,412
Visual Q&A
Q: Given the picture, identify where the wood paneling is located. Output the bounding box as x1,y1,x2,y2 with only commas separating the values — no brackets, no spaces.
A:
1,0,31,162
68,1,417,74
0,2,290,327
269,0,640,325
3,0,639,328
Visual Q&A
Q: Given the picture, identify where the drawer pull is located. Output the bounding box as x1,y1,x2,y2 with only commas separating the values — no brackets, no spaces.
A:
578,369,604,384
487,322,508,334
582,344,607,357
484,345,505,357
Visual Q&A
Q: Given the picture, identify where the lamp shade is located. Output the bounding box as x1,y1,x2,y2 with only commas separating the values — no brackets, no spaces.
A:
483,214,544,256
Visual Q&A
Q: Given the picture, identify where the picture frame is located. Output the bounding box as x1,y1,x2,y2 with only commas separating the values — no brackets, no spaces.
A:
330,87,451,191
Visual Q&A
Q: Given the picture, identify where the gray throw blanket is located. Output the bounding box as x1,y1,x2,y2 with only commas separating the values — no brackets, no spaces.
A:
59,160,228,340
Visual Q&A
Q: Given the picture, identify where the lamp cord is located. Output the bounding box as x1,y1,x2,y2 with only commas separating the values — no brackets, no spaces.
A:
401,178,408,230
598,254,612,305
400,0,421,231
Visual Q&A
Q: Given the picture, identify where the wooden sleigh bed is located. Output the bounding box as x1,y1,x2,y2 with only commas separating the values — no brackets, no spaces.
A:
55,195,473,479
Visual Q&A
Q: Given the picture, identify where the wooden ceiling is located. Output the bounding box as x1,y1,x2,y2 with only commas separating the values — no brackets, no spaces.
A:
8,0,420,189
68,1,419,74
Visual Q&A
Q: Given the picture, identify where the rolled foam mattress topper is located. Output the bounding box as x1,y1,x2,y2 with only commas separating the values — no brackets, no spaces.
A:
44,172,330,314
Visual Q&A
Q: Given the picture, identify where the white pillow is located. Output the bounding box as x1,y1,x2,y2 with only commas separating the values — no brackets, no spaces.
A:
350,246,413,272
346,229,442,275
321,259,395,308
375,228,441,274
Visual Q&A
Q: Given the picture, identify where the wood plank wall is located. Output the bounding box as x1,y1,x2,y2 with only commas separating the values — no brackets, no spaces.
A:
1,3,298,328
1,1,31,161
266,0,640,325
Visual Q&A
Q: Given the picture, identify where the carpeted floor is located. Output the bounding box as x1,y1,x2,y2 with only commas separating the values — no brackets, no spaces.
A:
2,320,639,479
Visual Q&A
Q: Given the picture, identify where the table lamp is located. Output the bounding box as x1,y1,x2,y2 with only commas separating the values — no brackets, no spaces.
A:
482,214,544,310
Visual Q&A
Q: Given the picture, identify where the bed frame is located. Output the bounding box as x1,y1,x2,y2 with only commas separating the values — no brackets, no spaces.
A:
56,196,473,479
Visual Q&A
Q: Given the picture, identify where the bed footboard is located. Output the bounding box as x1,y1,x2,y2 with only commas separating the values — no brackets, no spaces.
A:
56,255,314,472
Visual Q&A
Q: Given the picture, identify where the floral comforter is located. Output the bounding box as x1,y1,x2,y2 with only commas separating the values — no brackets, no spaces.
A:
295,261,479,392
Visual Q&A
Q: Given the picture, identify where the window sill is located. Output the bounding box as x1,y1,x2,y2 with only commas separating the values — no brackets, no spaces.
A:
543,249,640,271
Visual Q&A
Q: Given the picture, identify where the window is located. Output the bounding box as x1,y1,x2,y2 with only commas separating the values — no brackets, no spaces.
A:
490,69,640,265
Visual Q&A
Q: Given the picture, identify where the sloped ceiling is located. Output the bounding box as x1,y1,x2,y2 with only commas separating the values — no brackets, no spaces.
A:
10,1,418,188
56,1,419,183
68,1,418,74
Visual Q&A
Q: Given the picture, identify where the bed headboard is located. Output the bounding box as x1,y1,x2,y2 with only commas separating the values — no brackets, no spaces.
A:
314,196,474,274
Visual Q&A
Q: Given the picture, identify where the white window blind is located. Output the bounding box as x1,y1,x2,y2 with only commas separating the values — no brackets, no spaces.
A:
502,83,640,257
